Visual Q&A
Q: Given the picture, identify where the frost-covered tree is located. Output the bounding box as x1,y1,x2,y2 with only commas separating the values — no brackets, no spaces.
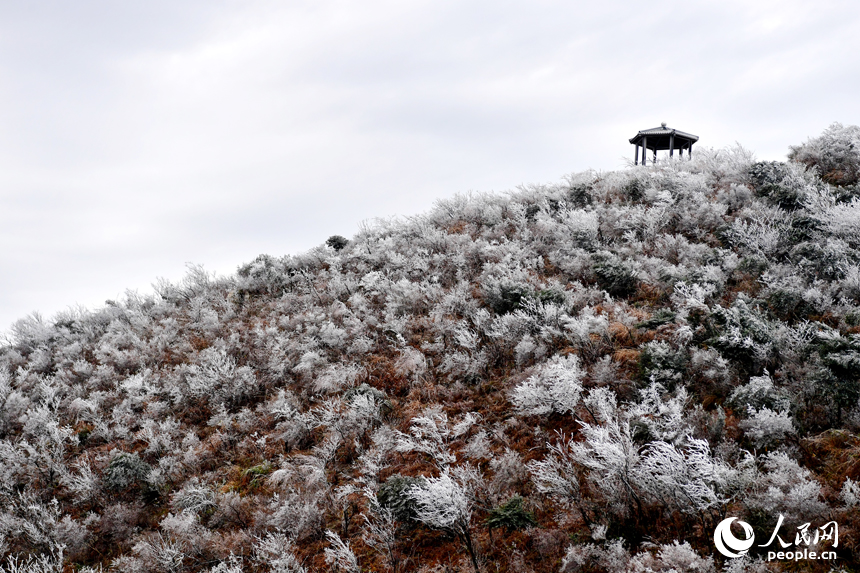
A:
635,439,730,521
407,470,482,573
253,531,307,573
571,389,643,517
527,432,590,523
323,530,360,573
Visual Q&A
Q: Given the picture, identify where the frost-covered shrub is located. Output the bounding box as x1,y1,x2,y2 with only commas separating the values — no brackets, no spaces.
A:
131,532,185,573
395,408,479,468
560,306,609,355
264,493,324,542
488,448,529,494
61,456,100,505
788,238,853,282
343,383,389,409
535,207,599,249
764,283,821,321
207,557,244,573
688,348,730,387
310,363,362,394
811,330,860,423
170,480,217,515
0,552,66,573
789,122,860,186
184,346,257,408
745,452,826,524
841,478,859,508
728,372,791,412
510,354,584,416
627,541,715,573
628,383,690,445
570,389,641,515
559,539,629,573
670,281,714,318
463,430,492,460
724,210,785,258
738,407,795,448
0,493,68,559
236,254,292,297
528,431,583,510
324,530,360,573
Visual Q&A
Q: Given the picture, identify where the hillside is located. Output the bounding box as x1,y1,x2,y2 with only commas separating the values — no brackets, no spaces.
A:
2,123,860,572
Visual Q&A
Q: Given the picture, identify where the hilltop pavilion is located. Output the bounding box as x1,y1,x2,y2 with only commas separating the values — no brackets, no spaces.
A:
630,123,698,165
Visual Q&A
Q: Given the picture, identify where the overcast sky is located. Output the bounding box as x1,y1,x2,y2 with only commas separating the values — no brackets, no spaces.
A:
1,0,859,332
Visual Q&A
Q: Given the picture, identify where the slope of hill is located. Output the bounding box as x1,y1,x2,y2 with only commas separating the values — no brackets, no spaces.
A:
2,124,860,572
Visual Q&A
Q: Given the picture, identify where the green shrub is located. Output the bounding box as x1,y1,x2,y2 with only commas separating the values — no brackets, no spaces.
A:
377,475,425,524
634,309,676,330
788,240,853,282
484,496,537,533
536,289,565,306
593,254,638,298
103,452,152,491
813,332,860,424
343,383,387,404
709,300,775,372
639,340,687,390
736,255,769,278
845,309,860,326
749,161,806,210
326,235,349,251
766,288,817,322
485,283,530,315
567,184,593,208
623,179,644,202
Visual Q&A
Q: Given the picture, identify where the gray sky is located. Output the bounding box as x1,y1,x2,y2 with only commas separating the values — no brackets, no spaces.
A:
1,0,859,333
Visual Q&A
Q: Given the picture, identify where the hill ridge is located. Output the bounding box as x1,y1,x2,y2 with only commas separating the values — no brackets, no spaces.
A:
2,123,860,571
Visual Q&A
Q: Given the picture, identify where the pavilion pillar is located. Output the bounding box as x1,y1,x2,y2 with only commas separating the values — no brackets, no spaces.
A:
669,133,675,158
642,137,648,164
635,144,640,165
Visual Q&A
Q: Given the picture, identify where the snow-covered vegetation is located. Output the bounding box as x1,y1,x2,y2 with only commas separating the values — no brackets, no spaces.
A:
2,124,860,571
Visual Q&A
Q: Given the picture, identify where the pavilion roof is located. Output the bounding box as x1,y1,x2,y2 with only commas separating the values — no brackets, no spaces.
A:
629,124,698,146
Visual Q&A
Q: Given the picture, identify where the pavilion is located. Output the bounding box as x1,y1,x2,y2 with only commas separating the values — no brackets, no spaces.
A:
630,123,698,165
